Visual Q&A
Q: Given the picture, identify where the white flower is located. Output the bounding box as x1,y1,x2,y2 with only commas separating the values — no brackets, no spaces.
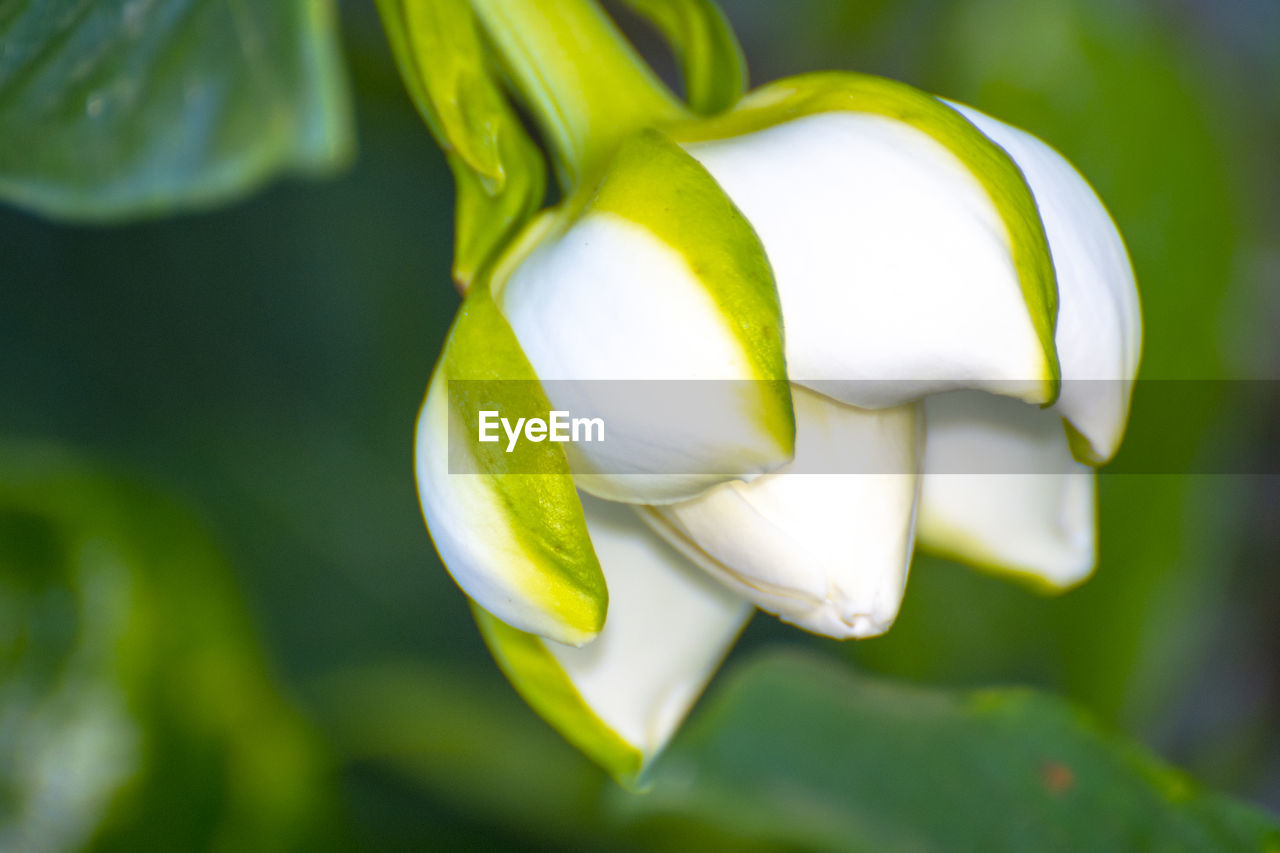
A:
415,72,1140,782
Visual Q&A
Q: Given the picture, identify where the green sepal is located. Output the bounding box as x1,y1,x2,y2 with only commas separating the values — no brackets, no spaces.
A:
674,71,1063,402
472,605,645,786
377,0,506,184
435,284,607,641
615,0,747,114
449,132,547,289
467,0,688,191
579,128,795,452
377,0,546,287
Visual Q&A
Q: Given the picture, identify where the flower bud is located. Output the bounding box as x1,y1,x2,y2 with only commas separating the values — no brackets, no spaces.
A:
416,287,607,646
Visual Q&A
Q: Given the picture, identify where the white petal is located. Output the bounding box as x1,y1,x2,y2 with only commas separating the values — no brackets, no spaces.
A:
950,102,1141,463
917,391,1096,588
497,212,791,503
416,366,605,645
548,497,751,755
641,387,922,638
476,494,750,780
684,112,1053,407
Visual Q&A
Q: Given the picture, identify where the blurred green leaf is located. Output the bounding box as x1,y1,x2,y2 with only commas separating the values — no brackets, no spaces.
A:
615,651,1280,852
616,0,747,114
0,440,338,852
931,0,1243,729
843,0,1248,736
0,0,353,221
313,661,611,845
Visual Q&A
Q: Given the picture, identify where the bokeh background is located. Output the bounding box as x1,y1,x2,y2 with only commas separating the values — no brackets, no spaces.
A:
2,0,1278,848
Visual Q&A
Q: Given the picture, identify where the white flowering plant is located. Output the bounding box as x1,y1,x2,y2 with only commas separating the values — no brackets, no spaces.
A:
382,0,1143,782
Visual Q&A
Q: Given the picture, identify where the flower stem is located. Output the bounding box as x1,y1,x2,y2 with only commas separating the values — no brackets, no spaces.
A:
468,0,689,189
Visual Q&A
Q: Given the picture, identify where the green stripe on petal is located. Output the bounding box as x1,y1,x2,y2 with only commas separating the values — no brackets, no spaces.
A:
674,72,1061,402
588,129,795,451
473,606,644,785
416,285,606,644
950,101,1140,464
489,130,795,503
473,496,751,785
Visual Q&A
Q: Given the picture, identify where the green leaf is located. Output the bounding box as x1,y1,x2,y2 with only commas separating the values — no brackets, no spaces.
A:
614,651,1280,852
615,0,747,114
377,0,547,287
0,440,336,851
0,0,353,221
